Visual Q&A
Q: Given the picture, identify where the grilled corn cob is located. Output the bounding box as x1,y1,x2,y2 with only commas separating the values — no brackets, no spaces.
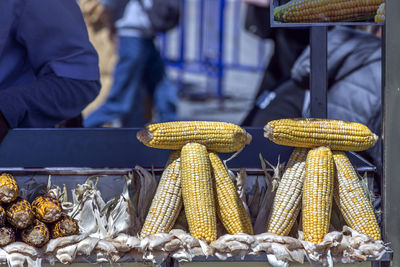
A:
32,195,62,223
274,0,385,23
0,206,5,227
264,118,378,151
22,219,50,247
6,197,34,229
333,151,381,240
181,143,217,242
209,152,253,235
140,150,182,237
51,215,79,238
0,173,18,203
0,227,15,246
137,121,252,153
302,147,334,244
374,3,385,22
266,148,308,235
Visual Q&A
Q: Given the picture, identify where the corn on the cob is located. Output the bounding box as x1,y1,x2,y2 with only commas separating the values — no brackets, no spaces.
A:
0,206,5,227
6,197,34,229
302,147,334,244
266,148,308,236
332,151,381,240
374,3,385,22
264,118,378,151
51,215,80,238
140,150,182,238
209,152,253,235
137,121,252,153
0,173,18,203
22,219,50,247
274,0,385,23
32,195,62,223
0,227,15,246
181,143,217,242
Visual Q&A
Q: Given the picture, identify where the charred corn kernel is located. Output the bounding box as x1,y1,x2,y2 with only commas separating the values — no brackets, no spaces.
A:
0,173,18,203
267,148,308,235
6,197,34,229
22,219,50,247
0,206,5,227
333,151,381,240
137,121,252,153
209,152,253,235
274,0,385,23
264,118,378,151
181,143,217,242
374,3,385,22
0,227,15,246
302,147,334,244
51,215,79,238
140,150,182,237
32,195,62,223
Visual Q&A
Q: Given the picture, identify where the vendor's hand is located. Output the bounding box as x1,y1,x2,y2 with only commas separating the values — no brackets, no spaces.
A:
0,112,9,144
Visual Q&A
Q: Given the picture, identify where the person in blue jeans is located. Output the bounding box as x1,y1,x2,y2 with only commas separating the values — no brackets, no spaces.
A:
84,0,178,128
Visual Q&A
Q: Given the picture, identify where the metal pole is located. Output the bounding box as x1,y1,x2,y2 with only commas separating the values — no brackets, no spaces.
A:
310,26,328,118
383,0,400,266
217,0,226,101
177,0,186,94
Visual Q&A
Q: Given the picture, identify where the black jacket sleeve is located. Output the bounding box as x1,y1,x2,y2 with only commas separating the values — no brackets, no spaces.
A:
0,75,100,128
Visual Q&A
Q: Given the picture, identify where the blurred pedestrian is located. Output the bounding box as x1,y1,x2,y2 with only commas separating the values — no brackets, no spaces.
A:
243,26,382,201
84,0,178,128
241,0,309,125
0,0,100,139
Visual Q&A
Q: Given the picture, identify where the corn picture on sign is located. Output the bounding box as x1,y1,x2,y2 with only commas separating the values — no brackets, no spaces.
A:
272,0,385,25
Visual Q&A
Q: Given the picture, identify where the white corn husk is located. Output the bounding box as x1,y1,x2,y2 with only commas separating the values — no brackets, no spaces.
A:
130,166,158,226
301,226,389,265
70,177,108,238
112,233,141,253
253,155,285,234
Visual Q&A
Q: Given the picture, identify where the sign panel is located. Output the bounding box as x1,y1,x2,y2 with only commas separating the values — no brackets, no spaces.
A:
271,0,385,27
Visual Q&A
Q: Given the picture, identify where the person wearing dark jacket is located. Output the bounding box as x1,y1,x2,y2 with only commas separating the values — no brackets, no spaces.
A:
0,0,101,139
244,26,382,196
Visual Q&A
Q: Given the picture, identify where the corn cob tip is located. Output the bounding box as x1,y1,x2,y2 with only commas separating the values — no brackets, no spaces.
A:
137,129,153,144
263,124,273,140
372,133,378,145
245,132,252,145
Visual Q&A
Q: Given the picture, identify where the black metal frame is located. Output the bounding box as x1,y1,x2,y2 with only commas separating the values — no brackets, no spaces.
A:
0,0,395,265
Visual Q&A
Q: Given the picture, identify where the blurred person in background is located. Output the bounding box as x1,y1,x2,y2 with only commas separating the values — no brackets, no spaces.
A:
241,0,309,125
83,0,178,128
0,0,100,139
243,26,382,208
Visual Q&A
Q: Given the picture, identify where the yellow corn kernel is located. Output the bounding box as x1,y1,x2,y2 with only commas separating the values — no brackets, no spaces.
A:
302,147,334,244
137,121,252,153
181,143,217,242
264,118,378,151
274,0,385,23
209,152,253,235
266,148,308,236
140,150,182,237
0,173,18,203
333,151,381,240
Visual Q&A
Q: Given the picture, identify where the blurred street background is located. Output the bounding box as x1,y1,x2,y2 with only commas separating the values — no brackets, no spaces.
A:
81,0,274,125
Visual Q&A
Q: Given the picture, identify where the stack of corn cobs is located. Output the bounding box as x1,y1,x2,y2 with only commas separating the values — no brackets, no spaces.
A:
137,121,254,242
137,119,381,245
264,118,381,243
0,174,79,248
